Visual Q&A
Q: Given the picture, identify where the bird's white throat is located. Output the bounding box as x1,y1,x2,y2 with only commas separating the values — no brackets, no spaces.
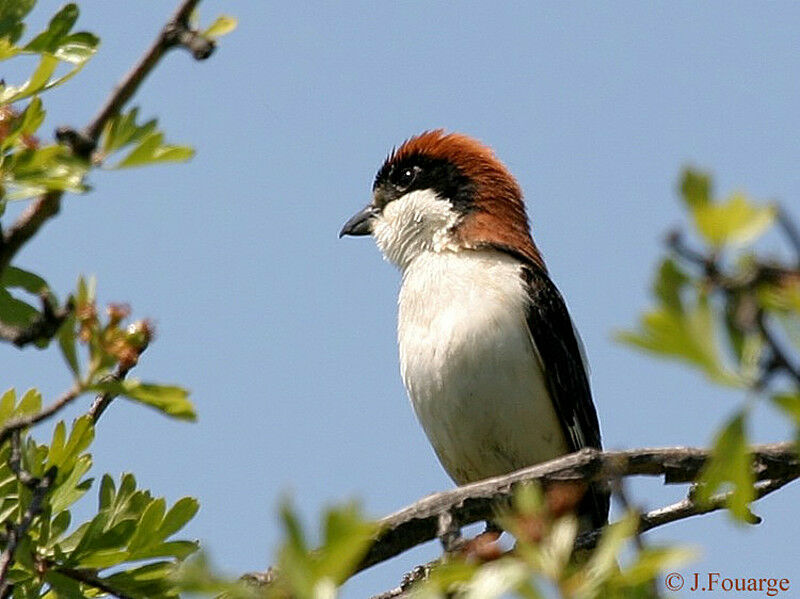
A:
372,189,460,270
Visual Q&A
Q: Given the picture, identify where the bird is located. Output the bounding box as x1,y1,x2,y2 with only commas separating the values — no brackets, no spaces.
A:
340,130,608,528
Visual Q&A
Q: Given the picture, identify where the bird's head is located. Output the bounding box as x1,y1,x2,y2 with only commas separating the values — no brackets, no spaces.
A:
340,130,543,270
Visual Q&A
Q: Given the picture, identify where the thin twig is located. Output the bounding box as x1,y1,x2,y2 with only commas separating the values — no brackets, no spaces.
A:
368,476,796,599
757,311,800,387
0,0,215,318
82,0,211,145
0,295,72,347
88,343,147,422
0,384,83,446
245,443,798,584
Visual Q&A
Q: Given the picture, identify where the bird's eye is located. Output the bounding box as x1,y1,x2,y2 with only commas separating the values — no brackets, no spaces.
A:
397,167,417,188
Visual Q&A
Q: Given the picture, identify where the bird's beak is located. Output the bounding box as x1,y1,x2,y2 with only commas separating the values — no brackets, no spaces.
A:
339,204,378,238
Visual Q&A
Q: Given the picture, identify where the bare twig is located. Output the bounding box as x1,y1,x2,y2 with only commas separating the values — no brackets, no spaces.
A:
575,476,794,550
0,0,216,332
0,434,58,596
757,311,800,387
0,383,83,446
81,0,212,146
246,443,798,585
88,344,147,422
0,295,72,347
0,191,61,275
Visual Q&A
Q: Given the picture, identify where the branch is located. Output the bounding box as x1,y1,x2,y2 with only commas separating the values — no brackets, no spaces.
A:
0,383,83,446
0,0,216,328
80,0,213,146
88,355,144,423
358,447,797,599
348,443,797,576
0,294,72,347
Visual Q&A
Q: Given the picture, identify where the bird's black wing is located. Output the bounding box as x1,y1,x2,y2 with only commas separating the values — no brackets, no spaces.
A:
521,263,609,527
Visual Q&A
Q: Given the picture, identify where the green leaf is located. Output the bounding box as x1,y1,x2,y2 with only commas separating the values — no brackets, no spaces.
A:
58,313,80,377
158,497,199,540
616,293,742,386
772,392,800,425
53,31,98,64
99,474,115,511
584,510,639,589
696,412,756,523
679,168,711,209
17,388,41,415
0,0,35,44
0,53,58,104
612,546,696,588
1,265,49,295
203,15,237,39
92,379,196,421
691,193,776,248
114,131,194,169
49,454,92,512
0,287,38,328
127,497,166,553
0,389,15,424
0,97,45,151
24,4,78,54
653,258,689,313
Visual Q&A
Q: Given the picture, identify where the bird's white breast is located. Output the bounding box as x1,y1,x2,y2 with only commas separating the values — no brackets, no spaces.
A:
398,249,568,484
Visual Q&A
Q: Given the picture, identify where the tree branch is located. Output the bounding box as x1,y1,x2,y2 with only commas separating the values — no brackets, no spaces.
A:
356,446,797,599
0,294,72,347
0,0,215,336
0,383,83,446
88,356,144,423
344,443,797,577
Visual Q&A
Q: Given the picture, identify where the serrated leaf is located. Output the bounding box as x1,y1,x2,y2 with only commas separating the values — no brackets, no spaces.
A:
99,474,115,511
203,15,237,39
17,388,41,415
0,389,15,424
114,131,194,168
0,53,58,104
158,497,199,540
128,497,166,553
92,379,196,421
617,294,742,387
696,412,756,522
49,454,92,513
24,4,78,54
49,510,71,542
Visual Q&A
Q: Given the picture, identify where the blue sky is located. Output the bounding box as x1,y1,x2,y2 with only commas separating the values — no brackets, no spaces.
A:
7,1,800,596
